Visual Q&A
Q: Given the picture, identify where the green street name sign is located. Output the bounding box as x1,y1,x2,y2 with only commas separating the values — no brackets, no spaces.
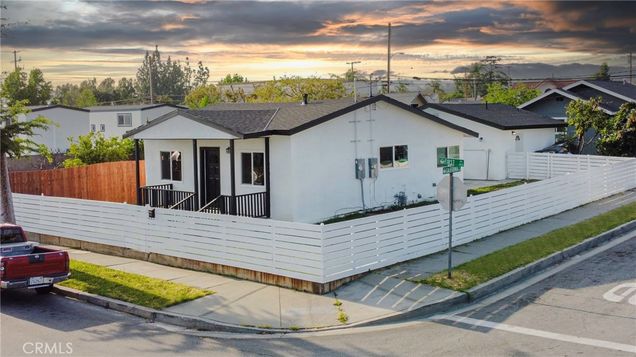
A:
440,158,464,168
443,166,461,174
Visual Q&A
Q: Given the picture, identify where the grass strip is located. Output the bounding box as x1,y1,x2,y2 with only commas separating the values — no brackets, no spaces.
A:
59,260,212,309
416,201,636,292
467,179,537,196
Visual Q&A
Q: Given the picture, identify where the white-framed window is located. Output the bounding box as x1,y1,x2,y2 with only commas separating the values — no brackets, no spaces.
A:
160,151,182,181
117,113,132,127
379,145,408,169
436,145,460,167
99,124,106,132
90,124,96,132
241,152,265,186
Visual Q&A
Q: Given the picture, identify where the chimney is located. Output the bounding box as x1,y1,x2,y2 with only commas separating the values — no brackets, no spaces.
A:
302,93,308,105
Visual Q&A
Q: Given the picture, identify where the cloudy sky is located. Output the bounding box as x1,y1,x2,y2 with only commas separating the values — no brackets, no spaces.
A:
1,1,635,84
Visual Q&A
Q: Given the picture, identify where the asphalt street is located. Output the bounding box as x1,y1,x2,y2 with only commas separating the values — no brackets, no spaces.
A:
1,234,635,357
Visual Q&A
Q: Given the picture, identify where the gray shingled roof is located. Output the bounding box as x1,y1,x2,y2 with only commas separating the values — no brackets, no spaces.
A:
124,95,479,139
183,109,276,134
203,99,356,131
426,103,567,130
87,103,183,112
585,80,636,100
567,85,627,112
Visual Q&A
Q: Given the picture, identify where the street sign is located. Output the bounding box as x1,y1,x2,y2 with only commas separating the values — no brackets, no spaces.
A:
443,166,461,174
439,157,464,168
436,176,467,211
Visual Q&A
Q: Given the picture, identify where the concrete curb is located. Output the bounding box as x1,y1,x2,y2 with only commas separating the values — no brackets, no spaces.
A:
53,219,636,334
466,219,636,301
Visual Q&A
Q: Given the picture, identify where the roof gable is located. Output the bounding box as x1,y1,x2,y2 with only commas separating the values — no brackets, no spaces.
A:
564,80,636,103
518,88,616,114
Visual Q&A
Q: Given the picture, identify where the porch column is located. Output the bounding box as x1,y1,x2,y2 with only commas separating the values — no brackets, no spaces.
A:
265,137,271,218
134,139,141,205
229,139,237,215
192,139,199,210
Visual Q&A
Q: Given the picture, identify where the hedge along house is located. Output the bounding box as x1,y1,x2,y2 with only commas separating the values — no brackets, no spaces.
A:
124,95,478,223
422,103,566,181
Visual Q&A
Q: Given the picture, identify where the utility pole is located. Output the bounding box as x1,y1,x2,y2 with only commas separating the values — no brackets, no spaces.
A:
387,22,391,94
149,55,154,104
369,74,373,97
12,50,20,71
347,61,361,103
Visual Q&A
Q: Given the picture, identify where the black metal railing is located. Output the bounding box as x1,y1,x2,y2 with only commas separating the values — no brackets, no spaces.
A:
140,184,197,210
199,192,267,217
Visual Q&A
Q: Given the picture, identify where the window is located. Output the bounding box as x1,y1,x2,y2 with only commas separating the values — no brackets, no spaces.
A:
379,145,408,169
436,145,460,167
90,124,96,132
117,113,132,127
160,151,182,181
241,152,265,185
99,124,106,132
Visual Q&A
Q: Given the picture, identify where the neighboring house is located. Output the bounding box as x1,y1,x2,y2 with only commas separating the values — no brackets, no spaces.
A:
519,80,636,154
87,103,184,138
382,92,427,107
21,105,90,153
422,103,566,180
124,95,478,223
512,79,577,93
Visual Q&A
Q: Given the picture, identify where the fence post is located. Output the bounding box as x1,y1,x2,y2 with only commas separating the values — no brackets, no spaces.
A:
319,223,325,283
525,152,529,180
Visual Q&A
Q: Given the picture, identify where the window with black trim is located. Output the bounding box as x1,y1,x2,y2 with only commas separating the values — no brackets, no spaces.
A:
117,113,132,127
241,152,265,186
99,124,106,132
436,145,460,167
379,145,408,169
160,151,182,181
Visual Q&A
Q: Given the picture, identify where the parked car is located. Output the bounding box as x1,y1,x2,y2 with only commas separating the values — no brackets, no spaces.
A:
0,224,70,294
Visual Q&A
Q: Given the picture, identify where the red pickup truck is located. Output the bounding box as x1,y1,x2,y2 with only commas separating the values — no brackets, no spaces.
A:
1,224,70,294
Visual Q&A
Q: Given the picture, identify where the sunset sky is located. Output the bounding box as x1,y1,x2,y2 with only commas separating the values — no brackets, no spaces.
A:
1,1,635,85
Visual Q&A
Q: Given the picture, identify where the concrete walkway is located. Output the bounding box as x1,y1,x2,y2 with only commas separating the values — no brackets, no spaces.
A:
51,189,635,329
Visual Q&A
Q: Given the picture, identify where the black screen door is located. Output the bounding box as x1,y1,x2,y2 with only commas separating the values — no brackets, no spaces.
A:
200,147,221,204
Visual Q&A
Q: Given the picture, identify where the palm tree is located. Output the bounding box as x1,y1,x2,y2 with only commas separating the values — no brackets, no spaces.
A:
0,100,50,223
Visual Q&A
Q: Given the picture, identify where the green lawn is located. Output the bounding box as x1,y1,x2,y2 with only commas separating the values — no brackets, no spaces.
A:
467,179,538,196
416,201,636,292
59,260,212,309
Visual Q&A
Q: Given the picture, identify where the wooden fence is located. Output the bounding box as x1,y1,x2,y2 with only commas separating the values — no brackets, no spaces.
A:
9,160,145,204
12,154,636,284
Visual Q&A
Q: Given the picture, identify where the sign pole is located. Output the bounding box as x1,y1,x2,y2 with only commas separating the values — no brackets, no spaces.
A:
448,172,453,278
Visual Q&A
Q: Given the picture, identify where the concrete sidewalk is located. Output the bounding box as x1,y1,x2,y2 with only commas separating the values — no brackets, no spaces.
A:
51,189,635,329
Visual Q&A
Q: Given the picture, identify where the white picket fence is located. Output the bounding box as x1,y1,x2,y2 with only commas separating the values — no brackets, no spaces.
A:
13,154,636,284
507,152,632,180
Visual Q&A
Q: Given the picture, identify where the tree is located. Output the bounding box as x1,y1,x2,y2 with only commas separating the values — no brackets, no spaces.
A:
136,46,210,103
96,77,116,103
484,83,540,106
219,73,247,85
185,84,221,109
251,76,347,103
63,132,135,168
1,68,52,105
594,62,610,81
597,102,636,156
52,83,81,106
453,57,509,99
115,77,136,103
76,88,97,107
1,100,51,223
566,97,610,154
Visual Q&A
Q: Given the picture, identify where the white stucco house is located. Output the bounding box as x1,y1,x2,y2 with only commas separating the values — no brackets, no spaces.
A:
21,104,90,152
124,95,478,223
422,103,566,180
88,103,184,138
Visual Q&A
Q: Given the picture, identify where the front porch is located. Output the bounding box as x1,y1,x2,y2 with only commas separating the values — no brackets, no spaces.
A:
129,117,271,218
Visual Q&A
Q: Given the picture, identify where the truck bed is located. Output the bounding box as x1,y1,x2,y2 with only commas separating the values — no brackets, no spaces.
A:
1,246,70,289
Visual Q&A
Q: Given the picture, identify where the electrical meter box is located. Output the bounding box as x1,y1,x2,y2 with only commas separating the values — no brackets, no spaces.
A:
368,158,378,178
355,158,366,179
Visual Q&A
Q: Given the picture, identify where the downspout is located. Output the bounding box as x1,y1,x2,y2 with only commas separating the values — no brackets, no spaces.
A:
134,139,141,205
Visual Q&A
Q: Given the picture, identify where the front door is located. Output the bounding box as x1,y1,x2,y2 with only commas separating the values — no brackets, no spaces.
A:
200,147,221,204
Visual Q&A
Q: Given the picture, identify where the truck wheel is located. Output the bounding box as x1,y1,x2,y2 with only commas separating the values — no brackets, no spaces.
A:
35,285,53,295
